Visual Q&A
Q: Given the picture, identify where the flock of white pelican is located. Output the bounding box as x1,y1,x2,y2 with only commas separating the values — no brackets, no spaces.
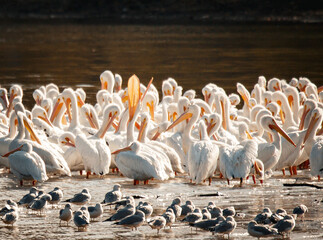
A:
0,71,322,186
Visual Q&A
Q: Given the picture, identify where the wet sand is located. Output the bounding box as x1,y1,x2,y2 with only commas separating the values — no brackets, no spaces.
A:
0,169,322,239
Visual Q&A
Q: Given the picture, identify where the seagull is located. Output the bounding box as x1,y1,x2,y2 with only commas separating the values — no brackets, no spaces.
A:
248,220,279,238
136,201,153,220
209,206,223,219
104,203,135,221
28,194,52,216
211,216,236,238
48,187,63,206
113,210,145,231
222,206,236,218
1,207,18,226
293,204,308,221
148,216,166,234
202,208,212,220
0,200,18,216
17,187,38,207
180,200,195,216
88,203,103,221
162,208,175,229
59,203,73,226
65,189,91,205
272,215,296,237
73,210,90,231
168,197,182,219
182,208,202,224
102,184,122,204
190,216,226,231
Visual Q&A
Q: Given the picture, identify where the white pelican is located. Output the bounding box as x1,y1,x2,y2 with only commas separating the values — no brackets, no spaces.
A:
309,136,323,181
114,73,122,92
9,111,71,176
75,104,119,177
6,84,23,117
61,88,85,135
0,112,17,158
295,108,322,173
237,83,252,118
167,104,219,184
3,142,48,186
283,86,300,125
272,91,297,131
100,70,115,93
59,132,84,173
138,112,183,174
268,78,281,92
0,88,9,112
113,141,173,184
219,139,259,186
258,115,296,172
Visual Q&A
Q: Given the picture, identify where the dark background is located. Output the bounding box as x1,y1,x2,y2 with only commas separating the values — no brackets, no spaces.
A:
1,0,323,23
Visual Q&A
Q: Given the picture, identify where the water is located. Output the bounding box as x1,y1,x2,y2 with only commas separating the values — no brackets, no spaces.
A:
0,22,322,239
0,22,322,108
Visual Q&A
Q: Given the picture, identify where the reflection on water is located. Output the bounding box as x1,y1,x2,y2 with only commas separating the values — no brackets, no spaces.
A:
0,23,322,109
0,170,322,239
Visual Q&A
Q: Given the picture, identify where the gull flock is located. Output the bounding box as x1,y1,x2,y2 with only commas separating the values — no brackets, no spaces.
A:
0,185,309,238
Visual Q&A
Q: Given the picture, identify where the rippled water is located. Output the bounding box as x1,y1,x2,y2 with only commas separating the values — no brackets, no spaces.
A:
0,22,322,239
0,22,322,108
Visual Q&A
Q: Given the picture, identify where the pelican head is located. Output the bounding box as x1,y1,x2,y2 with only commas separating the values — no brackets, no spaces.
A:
260,115,296,147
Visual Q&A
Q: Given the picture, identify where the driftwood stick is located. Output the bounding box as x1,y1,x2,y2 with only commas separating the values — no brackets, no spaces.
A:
283,183,323,189
196,192,225,197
